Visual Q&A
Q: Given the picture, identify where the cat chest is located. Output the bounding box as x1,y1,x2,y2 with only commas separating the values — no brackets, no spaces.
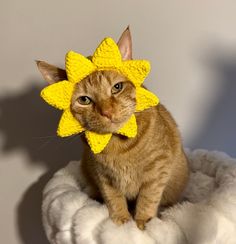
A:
107,164,141,199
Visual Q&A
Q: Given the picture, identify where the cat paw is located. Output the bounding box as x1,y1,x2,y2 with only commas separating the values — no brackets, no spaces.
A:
111,213,132,226
135,217,152,230
135,219,146,230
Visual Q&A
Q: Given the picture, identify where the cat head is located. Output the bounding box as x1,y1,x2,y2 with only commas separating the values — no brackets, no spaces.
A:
37,27,136,134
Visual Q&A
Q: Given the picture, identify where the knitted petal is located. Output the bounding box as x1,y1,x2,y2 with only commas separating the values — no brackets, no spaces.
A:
85,131,112,154
135,87,159,112
92,38,122,68
40,80,74,110
117,114,137,138
57,109,85,137
120,60,151,87
66,51,96,83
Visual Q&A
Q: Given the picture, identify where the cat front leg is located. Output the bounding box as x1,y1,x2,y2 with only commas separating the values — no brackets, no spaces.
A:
134,169,170,230
98,175,131,225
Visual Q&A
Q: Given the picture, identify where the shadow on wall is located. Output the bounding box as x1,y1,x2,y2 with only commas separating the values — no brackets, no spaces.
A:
0,82,83,244
189,48,236,157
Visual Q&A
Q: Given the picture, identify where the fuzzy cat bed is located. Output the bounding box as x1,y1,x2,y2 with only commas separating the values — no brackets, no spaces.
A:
42,149,236,244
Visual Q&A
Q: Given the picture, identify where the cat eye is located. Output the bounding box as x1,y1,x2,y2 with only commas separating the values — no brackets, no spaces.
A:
77,96,92,105
111,82,123,94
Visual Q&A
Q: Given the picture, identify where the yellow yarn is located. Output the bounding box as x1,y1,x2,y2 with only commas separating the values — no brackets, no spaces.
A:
85,131,112,154
40,37,159,154
41,80,74,110
117,114,137,137
135,87,159,112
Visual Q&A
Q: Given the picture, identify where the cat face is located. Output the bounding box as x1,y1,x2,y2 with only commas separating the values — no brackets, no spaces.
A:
71,70,136,133
37,27,134,134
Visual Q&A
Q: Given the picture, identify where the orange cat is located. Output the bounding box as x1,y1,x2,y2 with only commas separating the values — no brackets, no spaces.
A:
37,27,189,230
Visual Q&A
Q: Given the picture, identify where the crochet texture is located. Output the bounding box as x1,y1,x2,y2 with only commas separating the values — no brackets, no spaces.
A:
40,37,159,153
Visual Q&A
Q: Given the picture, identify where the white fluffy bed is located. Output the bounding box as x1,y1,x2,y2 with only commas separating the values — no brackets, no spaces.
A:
42,149,236,244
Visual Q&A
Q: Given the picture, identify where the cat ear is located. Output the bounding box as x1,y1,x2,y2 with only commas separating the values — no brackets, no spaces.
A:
36,60,67,84
117,26,132,60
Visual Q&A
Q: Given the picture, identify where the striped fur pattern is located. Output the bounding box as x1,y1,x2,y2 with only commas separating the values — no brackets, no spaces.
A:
37,27,189,230
77,81,189,229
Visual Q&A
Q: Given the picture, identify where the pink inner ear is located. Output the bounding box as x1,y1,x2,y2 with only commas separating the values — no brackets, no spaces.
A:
121,45,131,60
36,60,67,84
117,27,132,60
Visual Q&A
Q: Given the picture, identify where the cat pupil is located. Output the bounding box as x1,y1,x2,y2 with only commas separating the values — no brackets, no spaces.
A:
78,96,91,105
112,82,123,94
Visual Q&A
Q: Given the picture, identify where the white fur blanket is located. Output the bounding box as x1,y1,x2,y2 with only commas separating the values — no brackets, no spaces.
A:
42,149,236,244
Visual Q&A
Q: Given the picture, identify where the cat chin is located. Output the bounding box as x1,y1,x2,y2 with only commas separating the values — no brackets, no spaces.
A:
90,124,121,134
86,120,124,134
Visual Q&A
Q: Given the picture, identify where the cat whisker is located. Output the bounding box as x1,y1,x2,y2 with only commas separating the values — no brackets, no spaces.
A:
59,133,81,146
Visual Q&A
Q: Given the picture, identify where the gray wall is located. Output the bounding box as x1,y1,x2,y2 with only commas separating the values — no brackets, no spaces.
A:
0,1,236,243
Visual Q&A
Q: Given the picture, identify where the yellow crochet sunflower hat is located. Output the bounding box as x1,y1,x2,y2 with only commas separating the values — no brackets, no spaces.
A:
41,37,159,153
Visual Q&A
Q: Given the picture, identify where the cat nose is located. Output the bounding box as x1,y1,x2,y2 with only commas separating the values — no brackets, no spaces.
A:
101,108,113,120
